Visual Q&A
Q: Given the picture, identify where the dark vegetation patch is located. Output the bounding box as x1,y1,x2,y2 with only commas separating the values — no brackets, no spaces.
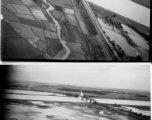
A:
47,47,61,58
58,20,64,28
46,38,63,50
6,38,42,58
129,25,150,42
4,99,34,106
54,5,63,12
34,55,45,59
36,105,50,109
67,52,86,60
11,0,24,5
64,22,85,43
41,9,55,24
1,21,20,38
93,53,105,61
133,106,151,111
32,0,43,8
4,99,50,109
128,112,150,120
81,43,89,53
2,0,11,3
19,17,46,30
58,20,67,41
2,7,20,22
131,0,150,9
58,88,111,96
47,115,55,119
80,4,98,36
134,94,147,97
45,37,63,58
60,28,66,41
1,37,7,58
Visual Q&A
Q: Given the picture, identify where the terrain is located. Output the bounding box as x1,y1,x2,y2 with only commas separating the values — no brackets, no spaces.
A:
5,80,150,101
89,1,150,42
1,0,150,61
88,1,150,61
2,80,151,120
1,0,91,60
3,99,148,120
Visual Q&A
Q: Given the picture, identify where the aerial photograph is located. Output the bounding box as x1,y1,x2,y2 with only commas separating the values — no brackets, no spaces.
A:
2,64,151,120
1,0,150,61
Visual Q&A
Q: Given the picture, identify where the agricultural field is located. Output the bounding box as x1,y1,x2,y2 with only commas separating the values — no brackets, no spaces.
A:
1,0,150,61
1,0,90,60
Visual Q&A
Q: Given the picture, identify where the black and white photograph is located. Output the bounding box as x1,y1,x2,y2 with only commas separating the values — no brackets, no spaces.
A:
1,64,151,120
0,0,151,119
0,0,151,120
1,0,150,61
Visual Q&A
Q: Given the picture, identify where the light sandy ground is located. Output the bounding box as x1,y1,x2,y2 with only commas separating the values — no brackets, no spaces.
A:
5,102,112,120
4,89,150,119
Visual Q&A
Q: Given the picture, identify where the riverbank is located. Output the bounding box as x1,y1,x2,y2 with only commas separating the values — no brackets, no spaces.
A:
89,1,150,42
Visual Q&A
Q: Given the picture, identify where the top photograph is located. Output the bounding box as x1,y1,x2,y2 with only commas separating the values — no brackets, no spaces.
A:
1,0,150,61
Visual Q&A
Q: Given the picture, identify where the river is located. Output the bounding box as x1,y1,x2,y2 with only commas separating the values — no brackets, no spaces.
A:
4,89,150,106
43,0,71,59
97,17,149,61
87,0,150,27
4,89,150,117
93,98,150,106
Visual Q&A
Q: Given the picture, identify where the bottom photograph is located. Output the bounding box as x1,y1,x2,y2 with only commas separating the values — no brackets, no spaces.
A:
2,64,151,120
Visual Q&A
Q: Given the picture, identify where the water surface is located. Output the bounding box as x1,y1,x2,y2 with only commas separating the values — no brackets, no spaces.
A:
93,98,150,106
97,17,149,60
5,89,150,106
88,0,150,27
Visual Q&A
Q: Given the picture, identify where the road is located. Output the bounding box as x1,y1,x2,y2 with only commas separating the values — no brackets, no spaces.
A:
81,0,122,61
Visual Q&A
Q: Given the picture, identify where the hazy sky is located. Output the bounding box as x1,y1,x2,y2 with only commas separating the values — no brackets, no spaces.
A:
87,0,150,27
11,64,150,91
